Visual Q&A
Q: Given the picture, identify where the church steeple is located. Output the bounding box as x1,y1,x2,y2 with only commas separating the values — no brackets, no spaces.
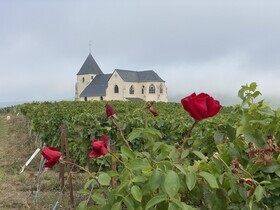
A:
76,53,103,75
89,40,92,54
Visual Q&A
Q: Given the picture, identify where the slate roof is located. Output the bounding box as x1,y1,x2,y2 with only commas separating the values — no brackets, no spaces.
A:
77,54,103,75
115,69,165,82
80,74,112,97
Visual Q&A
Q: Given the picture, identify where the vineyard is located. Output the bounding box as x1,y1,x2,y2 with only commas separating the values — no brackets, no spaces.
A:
1,82,280,209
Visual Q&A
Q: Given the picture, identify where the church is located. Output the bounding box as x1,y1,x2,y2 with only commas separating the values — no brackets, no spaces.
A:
75,53,168,102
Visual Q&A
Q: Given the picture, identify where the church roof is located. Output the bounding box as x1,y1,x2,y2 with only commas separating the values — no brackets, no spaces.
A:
80,74,112,97
115,69,165,82
77,54,103,75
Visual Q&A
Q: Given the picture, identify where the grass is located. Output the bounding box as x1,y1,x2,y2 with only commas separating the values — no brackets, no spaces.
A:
0,114,87,209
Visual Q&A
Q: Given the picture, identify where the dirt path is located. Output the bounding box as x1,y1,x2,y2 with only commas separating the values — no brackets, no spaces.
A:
0,114,86,209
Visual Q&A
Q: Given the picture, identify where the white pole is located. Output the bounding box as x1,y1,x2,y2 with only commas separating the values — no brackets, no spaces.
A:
19,148,41,173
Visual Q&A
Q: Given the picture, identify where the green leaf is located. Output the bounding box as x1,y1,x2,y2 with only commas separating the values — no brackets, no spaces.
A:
153,142,164,152
238,187,247,201
169,147,180,161
107,170,119,177
128,128,142,141
123,196,135,210
261,162,280,173
260,181,271,185
199,172,219,189
168,202,178,210
128,158,151,171
248,162,262,174
121,146,136,159
249,82,257,91
170,198,185,209
163,171,180,198
91,193,106,205
131,185,142,202
254,185,264,202
149,169,163,191
132,176,147,183
186,170,196,191
192,151,208,161
208,189,229,209
276,169,280,177
218,174,224,185
111,201,122,210
78,189,90,195
84,179,96,190
145,194,167,210
181,203,197,210
214,130,225,145
77,201,87,210
98,172,111,186
117,180,130,192
175,164,187,175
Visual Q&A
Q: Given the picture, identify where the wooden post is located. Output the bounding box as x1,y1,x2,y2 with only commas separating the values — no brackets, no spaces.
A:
60,124,75,207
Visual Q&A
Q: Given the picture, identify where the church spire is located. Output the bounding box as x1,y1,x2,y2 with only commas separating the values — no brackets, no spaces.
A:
89,40,92,54
76,53,103,75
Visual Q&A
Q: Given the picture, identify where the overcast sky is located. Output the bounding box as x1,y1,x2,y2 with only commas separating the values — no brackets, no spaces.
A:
1,0,280,106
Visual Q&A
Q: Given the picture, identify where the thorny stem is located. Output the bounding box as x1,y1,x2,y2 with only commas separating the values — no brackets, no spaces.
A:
85,158,104,206
86,183,95,206
112,117,132,150
178,120,198,162
216,155,230,169
61,160,91,175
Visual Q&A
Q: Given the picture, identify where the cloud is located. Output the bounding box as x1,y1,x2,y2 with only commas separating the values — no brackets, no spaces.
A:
1,1,280,105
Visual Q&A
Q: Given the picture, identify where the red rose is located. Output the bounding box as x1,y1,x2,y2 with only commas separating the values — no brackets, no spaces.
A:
149,106,158,117
146,102,158,117
105,103,116,118
89,135,108,158
41,147,62,168
181,93,222,120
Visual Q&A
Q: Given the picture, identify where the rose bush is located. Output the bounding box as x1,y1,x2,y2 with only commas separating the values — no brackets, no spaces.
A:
16,83,280,209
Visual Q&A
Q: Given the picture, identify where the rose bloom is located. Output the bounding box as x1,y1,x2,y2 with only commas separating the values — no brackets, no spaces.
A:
146,102,158,117
41,147,62,168
89,135,108,158
105,103,116,118
149,106,158,117
181,93,222,120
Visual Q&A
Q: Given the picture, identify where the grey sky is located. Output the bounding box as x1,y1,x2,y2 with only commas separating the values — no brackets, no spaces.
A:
1,1,280,106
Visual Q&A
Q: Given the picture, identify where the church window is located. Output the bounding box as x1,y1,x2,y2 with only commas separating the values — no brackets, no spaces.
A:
149,84,155,94
114,85,119,93
142,85,145,94
159,84,163,94
84,97,87,101
129,85,134,94
82,77,85,83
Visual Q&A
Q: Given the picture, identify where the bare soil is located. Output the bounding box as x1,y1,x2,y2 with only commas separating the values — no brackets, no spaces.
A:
0,114,86,210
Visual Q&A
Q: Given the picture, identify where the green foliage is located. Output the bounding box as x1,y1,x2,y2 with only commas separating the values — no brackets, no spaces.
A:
19,83,280,209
